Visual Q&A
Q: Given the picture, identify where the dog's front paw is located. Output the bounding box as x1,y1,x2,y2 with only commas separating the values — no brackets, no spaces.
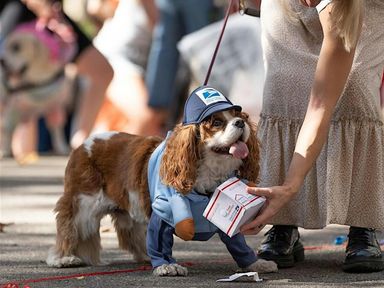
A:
240,259,278,273
153,263,188,277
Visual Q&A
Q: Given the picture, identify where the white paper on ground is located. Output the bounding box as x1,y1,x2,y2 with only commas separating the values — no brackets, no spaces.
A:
216,272,263,282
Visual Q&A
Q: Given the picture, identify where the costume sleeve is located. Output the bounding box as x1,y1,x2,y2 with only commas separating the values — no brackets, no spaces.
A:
151,185,193,227
169,192,193,224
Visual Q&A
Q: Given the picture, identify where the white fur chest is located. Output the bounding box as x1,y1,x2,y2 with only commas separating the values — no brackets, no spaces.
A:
194,149,242,194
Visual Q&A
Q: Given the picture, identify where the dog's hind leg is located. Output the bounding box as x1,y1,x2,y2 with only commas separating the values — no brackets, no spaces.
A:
46,146,113,268
47,190,115,267
46,194,84,268
74,191,116,266
111,210,148,263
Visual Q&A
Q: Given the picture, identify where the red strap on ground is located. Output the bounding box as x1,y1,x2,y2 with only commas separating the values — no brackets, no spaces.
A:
1,262,195,288
2,244,384,287
304,245,345,250
2,266,151,288
0,265,145,287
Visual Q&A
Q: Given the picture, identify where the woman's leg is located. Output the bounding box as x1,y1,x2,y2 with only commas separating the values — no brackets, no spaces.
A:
100,72,168,136
70,45,113,148
12,119,39,164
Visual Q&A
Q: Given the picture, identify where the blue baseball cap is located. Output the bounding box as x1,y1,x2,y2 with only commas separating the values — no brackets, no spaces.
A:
182,86,242,125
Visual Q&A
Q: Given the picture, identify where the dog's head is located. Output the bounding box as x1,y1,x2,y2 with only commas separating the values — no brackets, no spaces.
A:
1,21,73,91
160,86,260,195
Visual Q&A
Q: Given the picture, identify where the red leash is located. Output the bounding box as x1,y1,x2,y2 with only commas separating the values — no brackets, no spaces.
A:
1,263,195,288
4,244,384,287
1,266,152,288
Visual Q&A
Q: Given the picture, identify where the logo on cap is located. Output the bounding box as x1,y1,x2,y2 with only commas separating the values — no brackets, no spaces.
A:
195,87,227,106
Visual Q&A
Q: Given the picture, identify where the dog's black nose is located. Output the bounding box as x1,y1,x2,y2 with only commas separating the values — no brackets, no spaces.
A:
234,119,245,128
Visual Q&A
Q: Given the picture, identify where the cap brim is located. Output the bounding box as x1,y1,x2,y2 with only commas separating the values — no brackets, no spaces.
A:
197,102,242,123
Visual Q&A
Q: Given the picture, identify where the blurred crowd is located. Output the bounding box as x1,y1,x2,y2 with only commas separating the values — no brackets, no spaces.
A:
1,0,382,164
0,0,264,163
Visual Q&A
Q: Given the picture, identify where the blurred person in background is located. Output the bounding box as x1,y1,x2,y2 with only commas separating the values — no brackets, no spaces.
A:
88,0,160,135
241,0,384,273
140,0,221,136
0,0,113,160
177,0,264,123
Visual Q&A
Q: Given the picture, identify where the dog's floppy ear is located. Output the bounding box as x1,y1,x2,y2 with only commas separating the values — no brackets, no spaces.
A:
239,118,260,183
160,124,199,195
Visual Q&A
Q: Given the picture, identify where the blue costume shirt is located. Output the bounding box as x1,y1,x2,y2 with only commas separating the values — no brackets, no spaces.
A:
147,133,218,234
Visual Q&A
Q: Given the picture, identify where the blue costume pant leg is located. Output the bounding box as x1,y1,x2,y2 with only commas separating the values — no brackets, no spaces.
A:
218,231,257,268
146,212,177,268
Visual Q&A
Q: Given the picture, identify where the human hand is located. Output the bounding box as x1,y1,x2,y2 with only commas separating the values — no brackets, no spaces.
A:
22,0,57,21
22,0,75,43
240,185,297,235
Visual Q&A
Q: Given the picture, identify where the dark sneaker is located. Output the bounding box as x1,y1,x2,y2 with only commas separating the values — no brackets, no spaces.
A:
257,225,304,268
343,227,384,273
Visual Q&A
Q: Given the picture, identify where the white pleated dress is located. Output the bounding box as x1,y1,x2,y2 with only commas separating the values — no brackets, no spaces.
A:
258,0,384,229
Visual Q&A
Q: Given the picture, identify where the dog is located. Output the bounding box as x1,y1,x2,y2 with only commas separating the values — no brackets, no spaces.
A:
0,20,78,159
46,86,278,275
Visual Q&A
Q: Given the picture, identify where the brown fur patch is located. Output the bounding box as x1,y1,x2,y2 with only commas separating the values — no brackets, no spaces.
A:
53,133,162,264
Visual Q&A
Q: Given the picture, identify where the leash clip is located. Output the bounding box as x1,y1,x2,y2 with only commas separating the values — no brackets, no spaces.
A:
239,0,246,15
238,0,260,17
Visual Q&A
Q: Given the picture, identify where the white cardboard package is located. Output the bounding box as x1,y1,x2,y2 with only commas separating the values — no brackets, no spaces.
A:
203,177,266,237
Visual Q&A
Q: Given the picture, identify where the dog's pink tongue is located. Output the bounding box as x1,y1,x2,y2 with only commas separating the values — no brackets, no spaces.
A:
229,141,249,159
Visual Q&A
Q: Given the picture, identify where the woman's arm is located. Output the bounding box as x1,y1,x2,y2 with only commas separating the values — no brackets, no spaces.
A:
241,3,362,235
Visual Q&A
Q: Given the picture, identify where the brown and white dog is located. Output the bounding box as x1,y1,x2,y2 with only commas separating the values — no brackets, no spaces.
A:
46,87,277,275
0,21,77,158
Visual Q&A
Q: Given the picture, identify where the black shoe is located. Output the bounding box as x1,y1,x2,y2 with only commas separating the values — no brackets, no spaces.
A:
257,225,304,268
343,227,384,273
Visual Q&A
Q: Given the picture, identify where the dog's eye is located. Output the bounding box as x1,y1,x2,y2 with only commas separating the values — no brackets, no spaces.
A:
212,119,224,127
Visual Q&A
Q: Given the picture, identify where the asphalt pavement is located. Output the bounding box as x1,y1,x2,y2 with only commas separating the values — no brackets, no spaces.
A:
0,156,383,288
